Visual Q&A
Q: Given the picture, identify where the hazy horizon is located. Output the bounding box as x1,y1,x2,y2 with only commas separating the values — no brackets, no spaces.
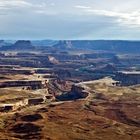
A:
1,39,140,41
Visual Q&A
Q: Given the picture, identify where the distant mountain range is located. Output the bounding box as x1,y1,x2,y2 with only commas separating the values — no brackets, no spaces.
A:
0,40,15,47
0,40,140,53
54,40,140,53
0,40,58,51
31,40,58,47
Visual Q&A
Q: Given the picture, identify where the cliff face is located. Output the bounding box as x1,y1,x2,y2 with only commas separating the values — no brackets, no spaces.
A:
53,41,72,49
115,73,140,86
70,84,90,98
0,80,45,89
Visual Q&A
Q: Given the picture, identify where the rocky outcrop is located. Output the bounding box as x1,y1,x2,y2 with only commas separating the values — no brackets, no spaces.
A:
0,99,28,112
0,104,13,112
53,41,73,50
56,83,90,101
71,84,90,98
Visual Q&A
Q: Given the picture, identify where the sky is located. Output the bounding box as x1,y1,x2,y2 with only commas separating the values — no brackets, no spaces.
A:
0,0,140,40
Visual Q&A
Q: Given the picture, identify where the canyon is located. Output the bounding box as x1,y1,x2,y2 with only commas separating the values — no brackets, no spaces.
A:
0,40,140,139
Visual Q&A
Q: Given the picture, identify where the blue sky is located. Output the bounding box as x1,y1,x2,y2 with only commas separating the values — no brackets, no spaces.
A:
0,0,140,40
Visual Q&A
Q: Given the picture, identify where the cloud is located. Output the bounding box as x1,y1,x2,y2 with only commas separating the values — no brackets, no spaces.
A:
0,0,34,15
50,3,55,6
0,0,140,40
74,5,91,9
75,5,140,27
0,0,33,8
0,0,52,16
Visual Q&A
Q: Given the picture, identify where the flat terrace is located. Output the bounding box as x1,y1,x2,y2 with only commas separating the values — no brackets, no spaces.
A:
82,77,140,99
0,65,20,68
0,88,38,104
